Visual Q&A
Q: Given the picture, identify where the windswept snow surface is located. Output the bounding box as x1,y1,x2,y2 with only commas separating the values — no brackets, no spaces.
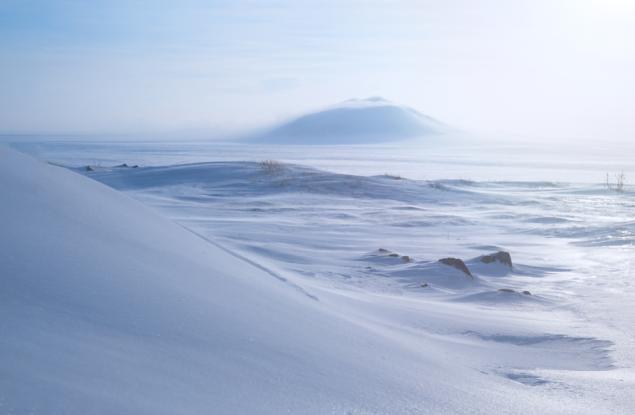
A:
3,143,635,414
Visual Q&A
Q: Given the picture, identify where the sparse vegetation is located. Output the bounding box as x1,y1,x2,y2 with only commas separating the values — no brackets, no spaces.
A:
605,172,626,192
259,159,284,174
616,172,626,192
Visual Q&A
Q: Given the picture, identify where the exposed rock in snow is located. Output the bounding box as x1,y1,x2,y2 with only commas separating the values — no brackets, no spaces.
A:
498,288,530,295
479,251,513,267
439,257,473,277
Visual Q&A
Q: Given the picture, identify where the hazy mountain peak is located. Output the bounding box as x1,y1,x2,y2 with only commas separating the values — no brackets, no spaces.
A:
252,98,444,144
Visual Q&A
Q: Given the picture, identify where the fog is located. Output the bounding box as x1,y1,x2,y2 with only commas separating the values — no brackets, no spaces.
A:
1,0,633,142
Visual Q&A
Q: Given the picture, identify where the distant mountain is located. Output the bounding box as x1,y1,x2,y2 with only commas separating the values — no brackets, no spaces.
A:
250,97,445,144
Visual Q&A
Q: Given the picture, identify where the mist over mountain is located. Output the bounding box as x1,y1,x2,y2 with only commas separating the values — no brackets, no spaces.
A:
250,97,445,144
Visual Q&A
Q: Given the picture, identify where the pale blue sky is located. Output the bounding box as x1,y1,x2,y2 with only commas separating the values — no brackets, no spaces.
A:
1,0,634,140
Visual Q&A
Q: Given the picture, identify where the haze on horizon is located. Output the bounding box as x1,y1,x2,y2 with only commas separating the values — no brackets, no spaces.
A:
1,0,634,142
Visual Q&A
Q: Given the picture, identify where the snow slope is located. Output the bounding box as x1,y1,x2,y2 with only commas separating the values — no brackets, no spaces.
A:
84,158,635,412
250,97,444,144
0,146,443,414
3,146,633,414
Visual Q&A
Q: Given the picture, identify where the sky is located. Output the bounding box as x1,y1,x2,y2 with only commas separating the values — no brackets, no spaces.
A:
1,0,634,141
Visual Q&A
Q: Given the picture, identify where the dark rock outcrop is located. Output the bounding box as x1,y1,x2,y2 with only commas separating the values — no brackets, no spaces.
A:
498,288,532,295
438,258,473,277
479,251,512,268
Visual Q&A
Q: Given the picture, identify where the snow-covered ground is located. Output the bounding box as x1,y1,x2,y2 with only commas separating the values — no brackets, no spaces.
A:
3,139,635,414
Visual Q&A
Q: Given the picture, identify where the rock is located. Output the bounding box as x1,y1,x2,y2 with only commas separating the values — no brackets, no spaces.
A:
85,166,94,172
388,253,399,258
498,288,531,295
421,283,429,288
377,248,390,253
116,163,129,168
479,251,512,268
438,257,473,277
401,255,412,263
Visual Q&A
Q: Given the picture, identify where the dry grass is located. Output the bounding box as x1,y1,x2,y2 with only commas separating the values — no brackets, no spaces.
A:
606,172,626,192
259,159,285,174
616,172,626,192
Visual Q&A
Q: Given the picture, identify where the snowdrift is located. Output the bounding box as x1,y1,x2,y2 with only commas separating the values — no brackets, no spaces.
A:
0,146,490,414
1,146,621,414
83,160,478,206
250,97,444,144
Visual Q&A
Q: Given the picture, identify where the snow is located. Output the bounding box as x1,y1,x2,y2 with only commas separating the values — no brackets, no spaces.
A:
2,142,635,414
249,97,444,144
0,146,439,414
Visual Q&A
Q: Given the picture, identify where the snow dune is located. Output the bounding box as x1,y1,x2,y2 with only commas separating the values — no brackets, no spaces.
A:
0,146,438,414
2,146,630,414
